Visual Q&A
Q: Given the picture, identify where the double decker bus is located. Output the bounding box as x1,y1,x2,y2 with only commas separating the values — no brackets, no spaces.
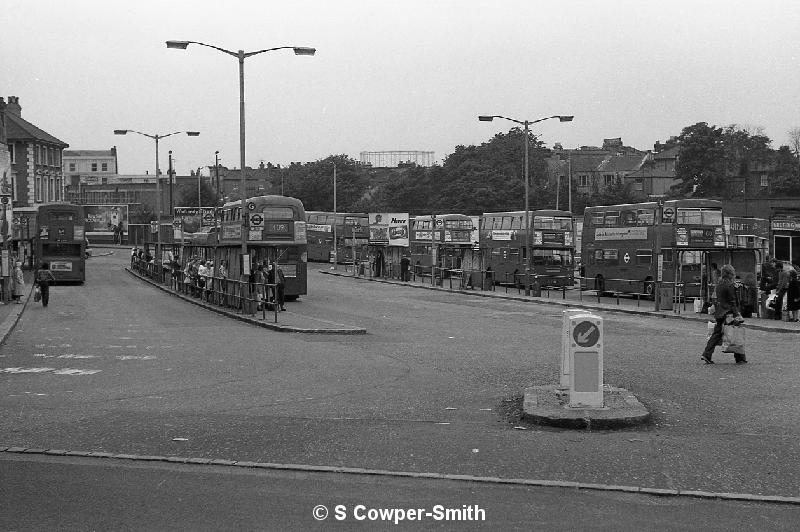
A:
35,203,87,283
479,210,575,287
409,214,474,275
184,195,307,300
582,199,725,297
305,211,369,263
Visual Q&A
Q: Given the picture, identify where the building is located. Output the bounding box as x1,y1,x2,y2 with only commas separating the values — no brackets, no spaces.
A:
62,147,118,198
624,144,681,200
548,138,647,197
2,96,69,206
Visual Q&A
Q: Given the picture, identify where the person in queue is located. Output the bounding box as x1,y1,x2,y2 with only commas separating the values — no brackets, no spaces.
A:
254,262,266,309
774,261,792,320
34,262,57,308
787,269,800,322
268,261,286,311
196,260,209,300
701,264,745,365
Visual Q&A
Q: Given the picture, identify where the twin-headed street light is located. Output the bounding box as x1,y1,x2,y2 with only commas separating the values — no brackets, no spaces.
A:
478,114,573,296
114,129,200,273
166,40,315,259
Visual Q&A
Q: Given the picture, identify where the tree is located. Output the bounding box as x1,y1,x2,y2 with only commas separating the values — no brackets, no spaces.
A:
176,178,219,208
674,122,725,196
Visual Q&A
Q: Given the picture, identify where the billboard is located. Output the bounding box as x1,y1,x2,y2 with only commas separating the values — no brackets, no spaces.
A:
84,205,128,235
368,213,409,247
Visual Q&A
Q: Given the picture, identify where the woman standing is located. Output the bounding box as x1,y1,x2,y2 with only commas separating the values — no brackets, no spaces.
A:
12,261,25,304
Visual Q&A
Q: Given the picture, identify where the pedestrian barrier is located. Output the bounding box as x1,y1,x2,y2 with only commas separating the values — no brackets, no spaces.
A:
130,257,281,322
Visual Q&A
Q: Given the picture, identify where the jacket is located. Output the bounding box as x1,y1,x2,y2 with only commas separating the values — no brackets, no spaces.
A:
713,278,740,319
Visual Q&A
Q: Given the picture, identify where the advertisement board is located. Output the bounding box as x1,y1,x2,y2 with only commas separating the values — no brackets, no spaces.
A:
369,213,409,247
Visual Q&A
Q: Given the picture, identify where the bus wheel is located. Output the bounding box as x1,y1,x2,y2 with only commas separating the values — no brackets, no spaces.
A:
595,275,606,295
644,278,655,300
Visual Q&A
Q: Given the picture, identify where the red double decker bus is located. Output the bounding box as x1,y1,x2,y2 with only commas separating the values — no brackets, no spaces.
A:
479,209,575,287
35,203,86,283
582,199,725,297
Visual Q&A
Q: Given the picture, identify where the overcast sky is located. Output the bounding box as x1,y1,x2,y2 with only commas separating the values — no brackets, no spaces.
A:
3,0,799,176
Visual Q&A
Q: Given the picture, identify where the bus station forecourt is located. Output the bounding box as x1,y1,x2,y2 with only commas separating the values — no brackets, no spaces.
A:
4,245,800,512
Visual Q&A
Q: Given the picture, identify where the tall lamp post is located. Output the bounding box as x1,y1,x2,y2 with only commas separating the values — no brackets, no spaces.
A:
478,114,573,295
215,150,221,202
114,129,199,273
332,161,337,270
166,40,315,263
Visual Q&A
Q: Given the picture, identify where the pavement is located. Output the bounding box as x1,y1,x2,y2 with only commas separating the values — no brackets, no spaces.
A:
0,270,33,347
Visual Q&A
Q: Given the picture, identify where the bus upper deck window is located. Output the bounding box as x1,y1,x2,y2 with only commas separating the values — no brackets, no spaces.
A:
702,209,722,226
604,211,620,226
677,208,701,224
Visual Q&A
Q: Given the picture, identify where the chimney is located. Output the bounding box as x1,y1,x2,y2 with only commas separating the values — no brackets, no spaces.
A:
6,96,21,117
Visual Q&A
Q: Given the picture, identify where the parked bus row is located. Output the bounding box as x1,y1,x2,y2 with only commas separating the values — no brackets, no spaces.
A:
302,200,776,302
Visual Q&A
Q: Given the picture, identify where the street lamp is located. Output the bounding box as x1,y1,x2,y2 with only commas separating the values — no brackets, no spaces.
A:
166,40,315,263
332,161,337,270
114,129,199,276
214,150,221,202
478,114,573,296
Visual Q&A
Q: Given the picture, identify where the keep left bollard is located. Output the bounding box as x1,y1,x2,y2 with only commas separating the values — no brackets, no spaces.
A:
567,312,604,408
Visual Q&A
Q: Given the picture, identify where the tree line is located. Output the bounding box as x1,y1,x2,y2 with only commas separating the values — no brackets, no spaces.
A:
135,122,800,223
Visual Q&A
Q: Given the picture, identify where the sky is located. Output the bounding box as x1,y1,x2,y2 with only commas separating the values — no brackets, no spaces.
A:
3,0,800,176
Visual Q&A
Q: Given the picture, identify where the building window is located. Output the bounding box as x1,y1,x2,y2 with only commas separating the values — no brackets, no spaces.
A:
7,144,14,164
102,162,108,172
578,175,588,187
69,163,76,172
92,162,98,172
55,150,61,166
634,178,644,191
760,175,768,187
604,174,614,185
35,176,42,202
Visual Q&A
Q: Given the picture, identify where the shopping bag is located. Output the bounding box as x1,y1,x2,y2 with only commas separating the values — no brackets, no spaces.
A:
722,323,745,355
693,299,703,313
706,321,715,340
34,285,41,302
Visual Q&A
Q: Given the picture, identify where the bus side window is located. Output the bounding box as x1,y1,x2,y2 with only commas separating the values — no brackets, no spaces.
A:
591,212,604,227
662,248,673,263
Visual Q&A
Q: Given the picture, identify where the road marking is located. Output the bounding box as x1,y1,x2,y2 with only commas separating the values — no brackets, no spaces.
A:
1,367,100,375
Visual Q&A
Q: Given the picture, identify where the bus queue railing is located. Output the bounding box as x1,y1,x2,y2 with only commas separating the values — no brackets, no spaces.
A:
131,258,280,322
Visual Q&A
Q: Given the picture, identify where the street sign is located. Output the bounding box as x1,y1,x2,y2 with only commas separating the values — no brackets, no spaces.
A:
0,194,9,204
173,219,182,228
247,202,256,211
572,320,600,348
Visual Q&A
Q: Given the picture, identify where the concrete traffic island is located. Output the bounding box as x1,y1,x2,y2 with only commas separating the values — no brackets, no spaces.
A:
522,385,650,430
